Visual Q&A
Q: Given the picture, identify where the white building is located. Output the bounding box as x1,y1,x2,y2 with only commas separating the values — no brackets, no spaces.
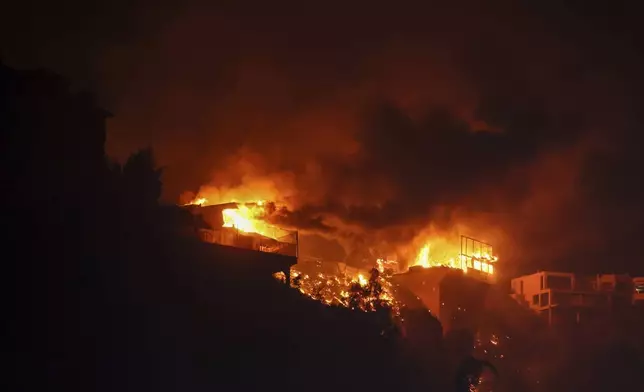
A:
510,271,633,327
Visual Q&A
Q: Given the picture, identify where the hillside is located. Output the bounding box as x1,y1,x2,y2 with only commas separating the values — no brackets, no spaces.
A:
87,237,408,392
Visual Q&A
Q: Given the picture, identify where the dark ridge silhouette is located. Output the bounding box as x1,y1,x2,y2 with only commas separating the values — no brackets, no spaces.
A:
3,62,644,392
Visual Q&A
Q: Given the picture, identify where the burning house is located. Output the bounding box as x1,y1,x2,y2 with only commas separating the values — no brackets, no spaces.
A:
183,195,500,333
392,236,498,333
184,201,299,257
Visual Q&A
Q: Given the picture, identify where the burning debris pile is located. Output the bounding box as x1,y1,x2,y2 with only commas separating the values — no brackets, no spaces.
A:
275,260,401,317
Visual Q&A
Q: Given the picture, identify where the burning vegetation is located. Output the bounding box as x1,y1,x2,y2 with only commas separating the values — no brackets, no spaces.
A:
275,259,402,316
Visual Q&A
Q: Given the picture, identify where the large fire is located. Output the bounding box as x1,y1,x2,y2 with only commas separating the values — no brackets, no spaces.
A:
275,260,401,316
188,197,290,240
410,237,497,276
221,202,291,240
186,194,495,312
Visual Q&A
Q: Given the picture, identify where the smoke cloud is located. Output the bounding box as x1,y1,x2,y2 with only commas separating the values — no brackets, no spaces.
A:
27,0,637,274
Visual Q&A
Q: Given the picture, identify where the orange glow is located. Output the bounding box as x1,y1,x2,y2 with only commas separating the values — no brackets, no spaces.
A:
186,174,286,208
411,238,468,272
222,203,290,240
410,237,497,275
186,186,289,240
184,197,208,206
283,266,401,315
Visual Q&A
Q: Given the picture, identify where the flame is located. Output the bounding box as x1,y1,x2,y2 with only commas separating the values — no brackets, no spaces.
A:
282,266,401,316
185,189,289,240
184,197,208,206
410,237,496,275
222,203,289,240
185,174,286,208
414,244,432,268
411,239,467,272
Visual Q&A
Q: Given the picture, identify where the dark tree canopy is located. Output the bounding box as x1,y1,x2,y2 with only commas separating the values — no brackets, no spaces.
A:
121,147,163,208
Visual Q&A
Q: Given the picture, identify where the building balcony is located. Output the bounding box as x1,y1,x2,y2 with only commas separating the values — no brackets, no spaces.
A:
521,288,611,310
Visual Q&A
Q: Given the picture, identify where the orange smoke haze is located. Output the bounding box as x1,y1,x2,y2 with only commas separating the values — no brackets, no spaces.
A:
95,1,642,274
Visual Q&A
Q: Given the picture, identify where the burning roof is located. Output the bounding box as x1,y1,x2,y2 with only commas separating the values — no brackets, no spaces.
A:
184,199,292,241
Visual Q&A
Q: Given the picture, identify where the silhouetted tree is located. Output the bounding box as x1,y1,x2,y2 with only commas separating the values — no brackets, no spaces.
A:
119,147,163,214
2,62,114,392
367,267,384,301
1,63,111,211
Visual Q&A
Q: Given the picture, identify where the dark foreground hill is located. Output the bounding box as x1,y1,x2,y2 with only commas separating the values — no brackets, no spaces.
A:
18,231,416,392
102,239,404,392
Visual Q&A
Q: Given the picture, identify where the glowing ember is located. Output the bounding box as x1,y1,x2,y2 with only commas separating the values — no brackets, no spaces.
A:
282,266,401,316
376,258,400,274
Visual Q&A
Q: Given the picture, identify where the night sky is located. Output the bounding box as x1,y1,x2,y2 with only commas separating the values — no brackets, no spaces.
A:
3,0,644,275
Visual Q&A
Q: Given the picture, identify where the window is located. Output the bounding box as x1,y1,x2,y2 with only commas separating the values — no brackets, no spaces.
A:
615,281,630,293
532,294,539,306
540,275,544,290
546,275,572,290
540,292,550,306
634,283,644,294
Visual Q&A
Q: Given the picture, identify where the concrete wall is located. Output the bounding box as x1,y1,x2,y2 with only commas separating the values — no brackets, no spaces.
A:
511,272,544,310
393,267,443,318
194,240,297,278
512,272,583,311
393,267,490,333
440,272,490,332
